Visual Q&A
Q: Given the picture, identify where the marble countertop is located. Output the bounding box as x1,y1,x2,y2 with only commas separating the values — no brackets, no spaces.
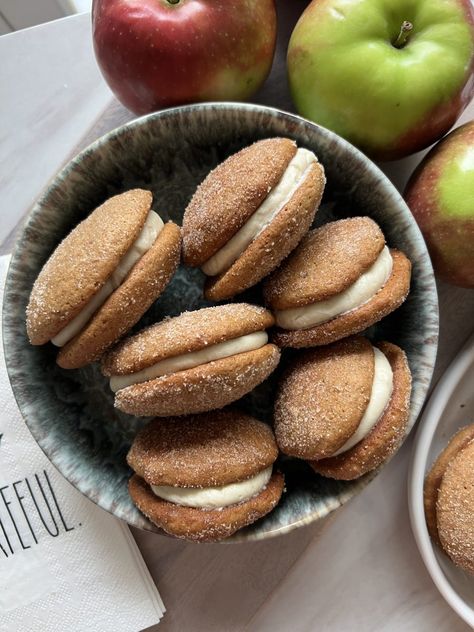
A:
1,7,473,631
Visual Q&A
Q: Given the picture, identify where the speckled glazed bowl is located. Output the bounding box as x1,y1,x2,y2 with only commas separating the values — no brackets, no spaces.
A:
3,103,438,542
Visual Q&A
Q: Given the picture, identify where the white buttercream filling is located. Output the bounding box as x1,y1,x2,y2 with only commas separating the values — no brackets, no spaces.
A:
275,246,393,331
151,466,272,509
110,330,268,393
52,211,163,347
333,347,393,456
201,148,318,277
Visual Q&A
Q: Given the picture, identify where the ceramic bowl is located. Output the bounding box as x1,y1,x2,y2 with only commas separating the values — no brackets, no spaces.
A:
3,103,439,541
409,333,474,626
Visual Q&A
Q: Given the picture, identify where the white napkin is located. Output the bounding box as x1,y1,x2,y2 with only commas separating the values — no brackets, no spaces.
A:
0,255,165,632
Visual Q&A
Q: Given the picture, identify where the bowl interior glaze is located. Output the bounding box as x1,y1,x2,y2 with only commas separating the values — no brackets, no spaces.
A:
3,104,438,541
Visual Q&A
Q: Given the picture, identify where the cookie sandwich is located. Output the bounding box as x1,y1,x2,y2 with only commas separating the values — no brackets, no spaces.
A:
264,217,411,347
102,303,280,416
127,410,285,541
26,189,181,369
182,137,326,301
424,424,474,574
274,336,412,480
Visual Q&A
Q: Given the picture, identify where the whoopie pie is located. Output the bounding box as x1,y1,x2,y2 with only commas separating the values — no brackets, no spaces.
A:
127,409,284,542
264,217,411,347
26,189,181,368
102,303,280,416
274,335,412,480
182,137,326,301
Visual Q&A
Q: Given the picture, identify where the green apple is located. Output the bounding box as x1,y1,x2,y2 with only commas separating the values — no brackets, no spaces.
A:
287,0,474,160
405,121,474,288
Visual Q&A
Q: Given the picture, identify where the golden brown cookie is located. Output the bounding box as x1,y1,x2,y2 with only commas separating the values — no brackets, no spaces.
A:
274,337,375,460
310,342,412,480
26,189,181,368
263,218,411,348
182,138,326,301
102,304,280,417
127,410,284,542
127,411,278,487
437,438,474,575
424,425,474,548
57,222,181,369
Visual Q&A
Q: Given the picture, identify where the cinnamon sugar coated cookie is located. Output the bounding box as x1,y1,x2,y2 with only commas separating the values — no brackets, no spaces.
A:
264,218,411,347
424,424,474,574
275,336,411,479
102,303,280,417
437,439,474,575
182,137,326,301
26,189,181,368
127,410,284,541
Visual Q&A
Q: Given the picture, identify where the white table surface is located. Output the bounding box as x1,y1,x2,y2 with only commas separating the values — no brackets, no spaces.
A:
1,8,474,632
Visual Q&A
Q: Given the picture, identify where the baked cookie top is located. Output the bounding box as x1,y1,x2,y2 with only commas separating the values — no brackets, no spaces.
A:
127,409,278,487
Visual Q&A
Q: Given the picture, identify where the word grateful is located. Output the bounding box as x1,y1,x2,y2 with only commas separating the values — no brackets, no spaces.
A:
0,469,76,558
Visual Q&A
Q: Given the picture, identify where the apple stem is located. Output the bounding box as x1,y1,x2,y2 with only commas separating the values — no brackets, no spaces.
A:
393,21,413,49
167,0,180,4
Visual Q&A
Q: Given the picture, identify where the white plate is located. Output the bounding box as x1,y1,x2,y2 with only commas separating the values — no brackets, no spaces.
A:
408,332,474,627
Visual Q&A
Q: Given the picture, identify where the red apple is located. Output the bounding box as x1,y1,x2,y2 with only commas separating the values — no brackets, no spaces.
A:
405,121,474,288
92,0,277,114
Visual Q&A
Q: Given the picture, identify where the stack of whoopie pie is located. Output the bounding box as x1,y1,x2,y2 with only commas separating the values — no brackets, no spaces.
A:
27,137,413,542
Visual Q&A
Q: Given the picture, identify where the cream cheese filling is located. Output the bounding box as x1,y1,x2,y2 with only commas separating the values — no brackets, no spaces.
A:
201,148,318,277
333,347,393,456
275,246,393,331
151,466,273,509
52,210,163,347
109,330,268,393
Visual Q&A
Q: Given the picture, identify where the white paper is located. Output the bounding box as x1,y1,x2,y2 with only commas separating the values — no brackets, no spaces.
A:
0,255,164,632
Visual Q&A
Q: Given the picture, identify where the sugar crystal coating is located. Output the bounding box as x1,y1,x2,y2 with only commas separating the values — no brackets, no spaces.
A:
127,409,279,487
27,189,152,345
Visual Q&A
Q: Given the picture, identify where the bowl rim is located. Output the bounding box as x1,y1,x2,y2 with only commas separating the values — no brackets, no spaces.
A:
408,332,474,626
3,101,439,541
